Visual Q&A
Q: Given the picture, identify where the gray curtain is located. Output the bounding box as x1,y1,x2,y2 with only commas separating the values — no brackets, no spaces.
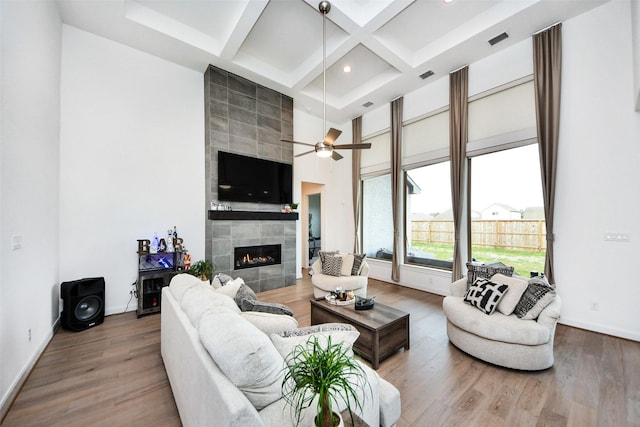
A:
449,67,469,281
352,116,363,254
533,23,562,285
390,98,403,282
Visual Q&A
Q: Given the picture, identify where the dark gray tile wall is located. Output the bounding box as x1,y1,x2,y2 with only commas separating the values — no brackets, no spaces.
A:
204,65,295,293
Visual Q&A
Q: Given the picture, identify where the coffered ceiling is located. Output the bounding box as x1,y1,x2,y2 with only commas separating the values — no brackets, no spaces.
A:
57,0,607,124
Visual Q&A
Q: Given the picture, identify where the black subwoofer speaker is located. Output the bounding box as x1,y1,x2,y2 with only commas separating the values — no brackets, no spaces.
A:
61,277,105,332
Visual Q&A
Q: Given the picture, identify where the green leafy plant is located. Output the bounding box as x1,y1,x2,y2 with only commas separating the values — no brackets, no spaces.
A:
187,259,215,282
282,336,369,427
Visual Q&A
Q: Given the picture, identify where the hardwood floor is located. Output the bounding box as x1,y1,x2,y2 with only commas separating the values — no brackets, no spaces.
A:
2,272,639,426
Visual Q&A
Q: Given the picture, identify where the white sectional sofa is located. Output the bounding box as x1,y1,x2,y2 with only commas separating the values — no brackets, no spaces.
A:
443,276,562,371
161,274,401,426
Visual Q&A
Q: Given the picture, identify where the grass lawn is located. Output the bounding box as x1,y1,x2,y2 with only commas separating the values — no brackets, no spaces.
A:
411,242,545,277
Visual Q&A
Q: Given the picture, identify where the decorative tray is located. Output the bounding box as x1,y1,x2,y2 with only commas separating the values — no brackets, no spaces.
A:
325,294,356,306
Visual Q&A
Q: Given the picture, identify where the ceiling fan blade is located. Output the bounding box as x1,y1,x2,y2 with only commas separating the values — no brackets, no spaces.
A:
281,138,316,148
331,151,343,161
333,143,372,150
324,128,342,146
294,149,315,158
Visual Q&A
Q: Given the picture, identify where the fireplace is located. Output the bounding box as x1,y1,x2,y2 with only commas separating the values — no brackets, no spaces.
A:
234,244,281,270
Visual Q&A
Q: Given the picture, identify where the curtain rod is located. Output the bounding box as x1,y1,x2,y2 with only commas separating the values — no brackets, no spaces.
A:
533,21,561,35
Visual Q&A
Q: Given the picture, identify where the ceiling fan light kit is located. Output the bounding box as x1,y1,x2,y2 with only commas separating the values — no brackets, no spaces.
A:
280,1,371,161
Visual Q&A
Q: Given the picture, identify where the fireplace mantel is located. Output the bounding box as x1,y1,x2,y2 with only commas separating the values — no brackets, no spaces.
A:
208,210,299,221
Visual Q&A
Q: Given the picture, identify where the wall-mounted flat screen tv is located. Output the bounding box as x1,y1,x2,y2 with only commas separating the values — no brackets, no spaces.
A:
218,151,292,204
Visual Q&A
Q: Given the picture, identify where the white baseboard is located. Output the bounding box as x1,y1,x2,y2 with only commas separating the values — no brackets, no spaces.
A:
0,317,59,423
558,317,640,342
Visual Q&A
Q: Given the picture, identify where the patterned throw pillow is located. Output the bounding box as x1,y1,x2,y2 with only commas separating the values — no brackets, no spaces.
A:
321,255,343,277
514,276,556,319
351,254,366,276
240,299,294,316
270,323,360,359
466,262,515,287
463,277,509,315
319,250,339,264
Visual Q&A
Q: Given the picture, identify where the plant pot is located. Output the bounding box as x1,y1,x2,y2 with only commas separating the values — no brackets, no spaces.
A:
314,411,343,427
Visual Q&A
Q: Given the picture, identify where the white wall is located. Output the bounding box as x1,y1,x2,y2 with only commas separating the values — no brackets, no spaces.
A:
60,26,205,315
296,0,640,341
632,0,639,110
554,0,640,340
0,0,61,413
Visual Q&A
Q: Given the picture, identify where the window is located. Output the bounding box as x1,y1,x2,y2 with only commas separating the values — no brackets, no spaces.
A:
362,173,393,260
405,161,453,269
469,144,546,276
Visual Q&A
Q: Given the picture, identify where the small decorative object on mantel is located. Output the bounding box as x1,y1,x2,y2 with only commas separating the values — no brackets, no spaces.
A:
166,229,175,252
290,202,299,211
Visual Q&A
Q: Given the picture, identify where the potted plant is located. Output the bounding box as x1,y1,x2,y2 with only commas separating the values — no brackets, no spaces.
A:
281,336,369,427
187,259,215,282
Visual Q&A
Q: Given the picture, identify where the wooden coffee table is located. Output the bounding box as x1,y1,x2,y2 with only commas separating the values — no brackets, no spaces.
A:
310,299,410,369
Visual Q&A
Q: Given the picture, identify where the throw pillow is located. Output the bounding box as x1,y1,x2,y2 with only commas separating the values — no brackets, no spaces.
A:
321,255,343,277
241,299,294,316
351,254,366,276
241,311,299,335
199,310,284,410
514,276,556,319
211,276,222,289
319,250,339,264
520,291,557,320
463,277,509,315
466,262,515,287
234,282,258,309
214,276,243,299
270,323,360,359
492,273,529,316
336,253,355,276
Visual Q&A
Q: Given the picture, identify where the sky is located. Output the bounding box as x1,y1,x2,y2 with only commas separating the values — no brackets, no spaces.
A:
407,144,544,215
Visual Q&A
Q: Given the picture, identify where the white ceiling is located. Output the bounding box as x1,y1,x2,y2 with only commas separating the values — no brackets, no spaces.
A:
57,0,607,124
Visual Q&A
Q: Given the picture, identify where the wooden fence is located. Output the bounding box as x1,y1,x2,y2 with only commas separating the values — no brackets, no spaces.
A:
411,220,547,252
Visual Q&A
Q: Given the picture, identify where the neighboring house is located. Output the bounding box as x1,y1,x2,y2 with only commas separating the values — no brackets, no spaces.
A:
479,203,521,220
522,206,545,220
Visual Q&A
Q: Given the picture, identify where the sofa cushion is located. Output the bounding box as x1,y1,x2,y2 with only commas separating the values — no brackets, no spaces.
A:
169,273,202,303
199,310,285,410
240,311,299,335
466,262,515,287
240,299,294,316
492,273,529,316
443,296,551,345
322,256,343,277
464,278,509,315
181,284,240,327
270,323,359,359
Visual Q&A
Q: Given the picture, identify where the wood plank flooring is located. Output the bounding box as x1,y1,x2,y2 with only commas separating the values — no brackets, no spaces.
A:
2,272,639,426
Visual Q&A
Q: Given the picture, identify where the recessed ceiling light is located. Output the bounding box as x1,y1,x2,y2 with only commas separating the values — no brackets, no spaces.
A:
343,65,351,73
443,0,454,4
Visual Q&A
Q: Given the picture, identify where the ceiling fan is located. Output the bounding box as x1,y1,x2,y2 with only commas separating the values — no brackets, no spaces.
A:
281,1,371,161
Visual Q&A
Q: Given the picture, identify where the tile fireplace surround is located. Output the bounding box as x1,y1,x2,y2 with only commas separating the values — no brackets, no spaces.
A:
204,65,296,293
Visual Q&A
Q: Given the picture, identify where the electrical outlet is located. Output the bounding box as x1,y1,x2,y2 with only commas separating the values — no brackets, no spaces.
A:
590,302,599,311
28,329,31,342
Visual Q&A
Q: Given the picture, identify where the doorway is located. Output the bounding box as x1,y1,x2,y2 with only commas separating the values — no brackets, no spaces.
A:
302,182,324,267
